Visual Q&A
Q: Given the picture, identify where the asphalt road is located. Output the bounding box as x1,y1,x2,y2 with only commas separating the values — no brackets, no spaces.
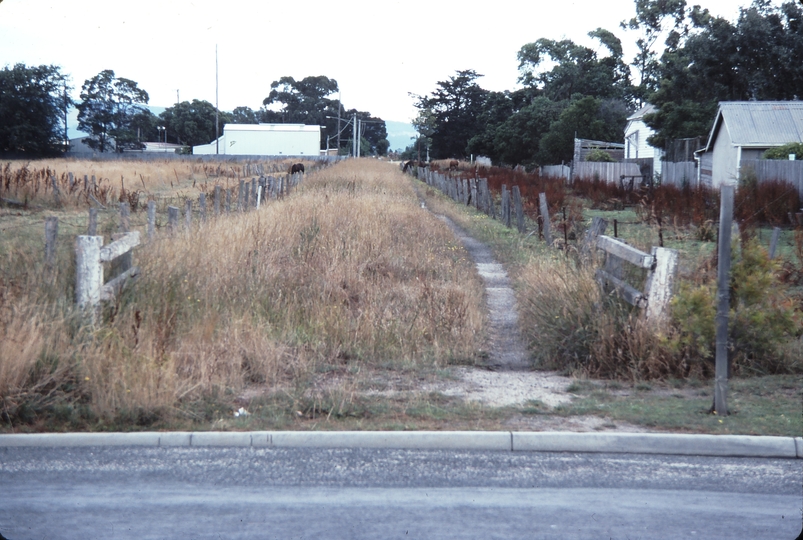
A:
1,446,801,539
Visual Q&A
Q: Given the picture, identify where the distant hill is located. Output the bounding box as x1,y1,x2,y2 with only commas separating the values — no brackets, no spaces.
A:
385,120,417,153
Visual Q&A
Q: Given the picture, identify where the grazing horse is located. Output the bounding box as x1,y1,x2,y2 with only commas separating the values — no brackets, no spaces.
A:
403,160,428,173
290,163,305,174
449,160,459,171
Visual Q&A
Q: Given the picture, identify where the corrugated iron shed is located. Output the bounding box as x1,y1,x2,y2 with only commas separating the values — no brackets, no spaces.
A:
705,101,803,150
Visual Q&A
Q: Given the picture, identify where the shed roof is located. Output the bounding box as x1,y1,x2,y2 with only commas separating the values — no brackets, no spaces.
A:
705,101,803,150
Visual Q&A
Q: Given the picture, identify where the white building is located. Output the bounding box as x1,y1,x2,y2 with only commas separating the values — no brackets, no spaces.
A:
193,124,322,156
624,103,663,177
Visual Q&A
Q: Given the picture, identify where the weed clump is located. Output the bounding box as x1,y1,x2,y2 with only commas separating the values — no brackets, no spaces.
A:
518,237,802,381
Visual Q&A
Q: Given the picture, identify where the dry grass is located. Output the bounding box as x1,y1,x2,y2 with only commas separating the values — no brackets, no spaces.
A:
0,159,485,430
0,157,317,211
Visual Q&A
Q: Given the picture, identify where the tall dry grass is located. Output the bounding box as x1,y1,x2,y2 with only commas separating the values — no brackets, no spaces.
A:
516,256,690,381
0,159,484,429
0,157,317,211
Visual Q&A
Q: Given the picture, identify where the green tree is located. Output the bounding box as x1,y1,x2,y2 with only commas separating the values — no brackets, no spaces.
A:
412,69,490,159
763,143,803,160
0,63,70,155
539,96,629,164
159,100,232,147
343,109,389,156
471,96,564,166
230,106,259,124
646,1,803,147
621,0,689,104
465,90,516,162
77,70,149,152
517,29,631,102
261,75,342,150
129,108,161,144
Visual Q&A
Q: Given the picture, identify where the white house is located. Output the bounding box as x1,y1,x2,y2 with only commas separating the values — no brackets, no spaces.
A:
193,124,322,156
697,101,803,187
624,103,663,177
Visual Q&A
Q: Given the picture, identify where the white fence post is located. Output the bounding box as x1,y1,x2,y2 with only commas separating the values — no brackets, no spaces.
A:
644,247,679,324
75,235,103,319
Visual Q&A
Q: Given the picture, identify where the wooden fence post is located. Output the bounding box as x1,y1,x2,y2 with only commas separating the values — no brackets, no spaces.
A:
225,188,231,213
714,183,734,416
83,175,89,192
581,217,607,260
44,217,58,268
185,199,192,229
168,205,178,235
501,185,511,228
238,179,245,211
251,178,257,207
539,192,553,246
769,227,781,259
51,175,61,206
214,185,221,216
118,202,130,233
512,186,524,232
87,208,98,235
115,202,132,273
147,200,156,240
199,193,207,222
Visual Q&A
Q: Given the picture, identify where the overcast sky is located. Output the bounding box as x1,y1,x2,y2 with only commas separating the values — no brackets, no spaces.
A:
1,0,758,124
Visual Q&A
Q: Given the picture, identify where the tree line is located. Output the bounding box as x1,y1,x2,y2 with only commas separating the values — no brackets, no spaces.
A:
408,0,803,166
0,69,389,157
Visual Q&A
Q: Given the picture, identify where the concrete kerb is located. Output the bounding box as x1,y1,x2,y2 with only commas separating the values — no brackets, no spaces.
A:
0,431,799,458
511,432,799,459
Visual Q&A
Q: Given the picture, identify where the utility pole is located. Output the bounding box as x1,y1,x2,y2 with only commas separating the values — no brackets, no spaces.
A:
356,118,361,157
215,44,219,155
336,91,341,154
63,82,68,151
352,113,357,157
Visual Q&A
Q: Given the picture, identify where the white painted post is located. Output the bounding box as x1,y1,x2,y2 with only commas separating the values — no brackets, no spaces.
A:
75,235,103,318
256,186,262,210
644,247,679,324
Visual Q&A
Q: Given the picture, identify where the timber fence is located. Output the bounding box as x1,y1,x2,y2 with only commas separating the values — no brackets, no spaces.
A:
6,171,306,322
406,166,801,323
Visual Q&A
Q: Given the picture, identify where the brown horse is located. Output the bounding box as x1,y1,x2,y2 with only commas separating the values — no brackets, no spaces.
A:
402,160,428,173
290,163,305,174
449,160,459,171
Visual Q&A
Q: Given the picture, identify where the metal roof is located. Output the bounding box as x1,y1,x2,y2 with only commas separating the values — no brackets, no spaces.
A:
626,103,657,122
705,101,803,150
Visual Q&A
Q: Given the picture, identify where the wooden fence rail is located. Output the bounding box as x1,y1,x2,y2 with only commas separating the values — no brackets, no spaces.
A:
594,235,678,323
67,171,305,322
